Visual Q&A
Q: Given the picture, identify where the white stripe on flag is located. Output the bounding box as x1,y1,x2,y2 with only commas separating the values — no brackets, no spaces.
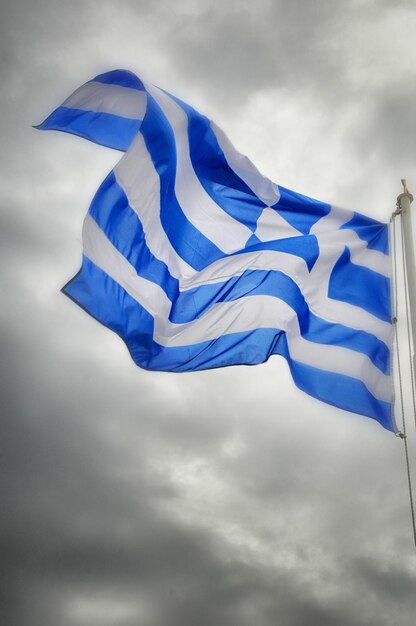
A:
146,83,253,254
311,208,390,276
179,248,392,344
82,214,391,403
114,138,390,344
114,132,195,280
82,213,172,319
255,207,302,241
211,121,281,207
62,81,147,120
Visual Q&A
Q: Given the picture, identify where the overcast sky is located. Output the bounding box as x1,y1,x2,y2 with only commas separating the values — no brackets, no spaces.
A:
2,1,416,625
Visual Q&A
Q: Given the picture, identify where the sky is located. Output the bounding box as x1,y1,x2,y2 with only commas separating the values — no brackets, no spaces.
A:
1,0,416,624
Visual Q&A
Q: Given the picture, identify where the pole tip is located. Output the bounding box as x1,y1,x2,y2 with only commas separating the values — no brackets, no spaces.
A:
401,179,410,194
397,179,414,208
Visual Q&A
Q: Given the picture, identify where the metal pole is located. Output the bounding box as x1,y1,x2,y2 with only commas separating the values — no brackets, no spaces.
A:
396,180,416,549
397,179,416,365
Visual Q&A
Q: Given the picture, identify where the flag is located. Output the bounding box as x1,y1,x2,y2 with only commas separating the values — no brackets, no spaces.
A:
36,70,394,431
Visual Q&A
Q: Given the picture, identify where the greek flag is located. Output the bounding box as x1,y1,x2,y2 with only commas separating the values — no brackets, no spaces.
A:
36,70,394,431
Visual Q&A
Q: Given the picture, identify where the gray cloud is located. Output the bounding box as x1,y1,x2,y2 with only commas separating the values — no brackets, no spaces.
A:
1,0,416,625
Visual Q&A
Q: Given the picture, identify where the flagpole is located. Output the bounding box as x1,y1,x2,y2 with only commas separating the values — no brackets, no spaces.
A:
395,180,416,548
397,180,416,370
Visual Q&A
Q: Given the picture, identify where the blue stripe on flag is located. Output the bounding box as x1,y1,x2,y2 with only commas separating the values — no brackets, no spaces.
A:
63,256,156,366
237,234,319,271
285,347,393,431
170,270,305,323
172,269,389,374
340,213,389,254
92,69,145,91
273,185,331,235
328,246,391,321
35,106,142,151
88,171,179,301
245,233,262,247
141,95,225,270
170,93,266,231
63,256,394,430
304,314,390,375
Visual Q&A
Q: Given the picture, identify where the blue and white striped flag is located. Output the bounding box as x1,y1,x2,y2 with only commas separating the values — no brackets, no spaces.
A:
36,70,394,431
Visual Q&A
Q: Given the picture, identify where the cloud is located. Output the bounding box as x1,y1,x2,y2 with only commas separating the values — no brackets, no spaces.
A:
1,1,416,625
